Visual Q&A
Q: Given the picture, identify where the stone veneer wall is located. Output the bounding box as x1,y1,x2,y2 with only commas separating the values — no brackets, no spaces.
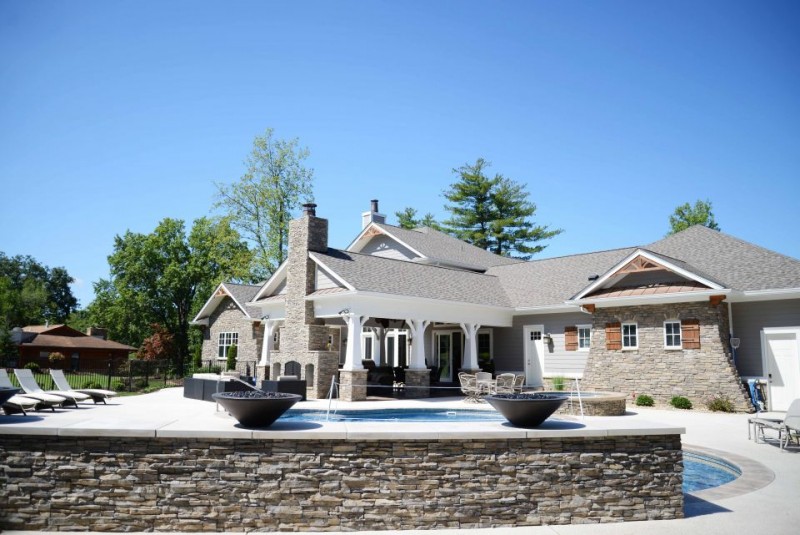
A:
582,302,751,411
0,435,683,531
201,297,261,376
274,213,340,399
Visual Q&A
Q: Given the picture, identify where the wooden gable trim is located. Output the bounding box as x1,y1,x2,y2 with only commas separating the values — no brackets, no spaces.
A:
618,255,666,274
564,326,578,351
605,322,621,350
362,226,385,239
682,319,701,349
709,295,726,307
214,288,229,297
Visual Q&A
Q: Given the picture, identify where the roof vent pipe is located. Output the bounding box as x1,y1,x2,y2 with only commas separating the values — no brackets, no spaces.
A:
361,199,386,229
371,199,379,213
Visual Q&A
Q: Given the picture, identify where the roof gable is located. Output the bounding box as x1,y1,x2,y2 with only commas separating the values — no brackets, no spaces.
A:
192,282,263,323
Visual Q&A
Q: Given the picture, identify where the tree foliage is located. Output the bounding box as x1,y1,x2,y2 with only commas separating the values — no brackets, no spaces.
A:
215,128,314,279
395,207,443,231
139,324,175,361
668,199,720,235
443,159,562,258
0,252,78,328
87,217,253,369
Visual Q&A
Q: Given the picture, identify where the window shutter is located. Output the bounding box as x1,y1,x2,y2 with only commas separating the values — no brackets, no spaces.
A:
565,326,578,351
682,319,701,349
605,322,622,350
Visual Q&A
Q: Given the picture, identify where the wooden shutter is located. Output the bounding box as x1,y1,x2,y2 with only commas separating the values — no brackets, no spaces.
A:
682,319,701,349
605,322,621,350
565,326,578,351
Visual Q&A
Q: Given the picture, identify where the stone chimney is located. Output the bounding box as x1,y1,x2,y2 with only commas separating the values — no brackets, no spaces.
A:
87,327,108,340
279,202,338,398
361,199,386,229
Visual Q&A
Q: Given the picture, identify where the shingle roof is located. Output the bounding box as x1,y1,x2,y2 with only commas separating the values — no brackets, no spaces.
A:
223,282,263,317
486,247,637,308
312,249,512,307
646,225,800,292
373,223,522,271
21,334,136,351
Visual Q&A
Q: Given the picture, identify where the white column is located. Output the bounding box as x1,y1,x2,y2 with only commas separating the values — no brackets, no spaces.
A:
406,318,430,369
370,327,385,366
460,322,481,370
342,314,369,371
258,319,276,367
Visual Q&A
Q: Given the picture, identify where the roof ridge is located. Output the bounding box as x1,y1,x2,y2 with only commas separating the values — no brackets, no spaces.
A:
489,245,638,269
319,248,501,278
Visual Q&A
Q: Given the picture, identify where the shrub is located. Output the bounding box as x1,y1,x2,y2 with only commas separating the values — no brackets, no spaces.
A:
551,376,566,391
133,377,148,390
112,380,126,392
635,394,654,407
192,347,202,369
226,344,238,371
24,362,41,373
706,394,735,413
671,396,693,410
48,352,66,368
83,381,103,389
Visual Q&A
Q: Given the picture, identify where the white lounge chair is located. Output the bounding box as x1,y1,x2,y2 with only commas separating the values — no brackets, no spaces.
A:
14,368,91,407
2,394,40,415
50,369,117,404
0,369,64,411
750,398,800,451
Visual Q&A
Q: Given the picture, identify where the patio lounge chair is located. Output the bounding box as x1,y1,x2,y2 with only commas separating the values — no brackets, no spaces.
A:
750,398,800,451
0,369,64,411
14,368,91,408
2,393,40,415
50,369,118,404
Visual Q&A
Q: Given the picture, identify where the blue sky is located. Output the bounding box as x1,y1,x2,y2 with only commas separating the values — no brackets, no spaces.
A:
1,0,798,308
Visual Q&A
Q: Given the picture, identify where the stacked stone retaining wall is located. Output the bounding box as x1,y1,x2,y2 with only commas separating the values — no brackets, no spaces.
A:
0,435,683,531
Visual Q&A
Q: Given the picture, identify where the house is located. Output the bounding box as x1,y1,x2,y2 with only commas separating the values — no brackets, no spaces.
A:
10,324,136,371
193,200,800,410
191,282,265,376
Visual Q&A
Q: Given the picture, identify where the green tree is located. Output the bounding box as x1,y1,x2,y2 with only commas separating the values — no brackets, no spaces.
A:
89,217,253,370
443,159,562,259
215,128,314,279
395,207,443,231
0,252,78,327
226,343,238,371
668,199,720,235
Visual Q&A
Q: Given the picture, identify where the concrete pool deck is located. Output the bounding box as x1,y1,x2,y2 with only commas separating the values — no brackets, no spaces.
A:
1,388,798,534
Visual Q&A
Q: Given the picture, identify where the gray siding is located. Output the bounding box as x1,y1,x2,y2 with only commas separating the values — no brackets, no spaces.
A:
731,299,800,377
274,278,287,295
361,236,418,261
315,266,343,291
494,312,594,376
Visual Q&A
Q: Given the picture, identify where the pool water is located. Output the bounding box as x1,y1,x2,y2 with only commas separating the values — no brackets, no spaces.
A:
283,408,506,423
683,451,741,493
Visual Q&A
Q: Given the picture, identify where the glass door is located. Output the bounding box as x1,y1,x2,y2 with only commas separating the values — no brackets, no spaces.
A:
436,333,453,382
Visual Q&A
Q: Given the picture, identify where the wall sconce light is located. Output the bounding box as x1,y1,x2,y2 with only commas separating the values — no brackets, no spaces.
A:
542,333,553,344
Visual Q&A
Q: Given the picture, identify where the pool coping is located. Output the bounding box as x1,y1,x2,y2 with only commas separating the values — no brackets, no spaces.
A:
684,443,775,501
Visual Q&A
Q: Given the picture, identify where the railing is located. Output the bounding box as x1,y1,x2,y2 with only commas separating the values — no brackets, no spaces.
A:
3,359,200,394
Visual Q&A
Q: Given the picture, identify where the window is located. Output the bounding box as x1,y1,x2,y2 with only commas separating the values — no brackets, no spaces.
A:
478,332,492,361
577,325,591,350
218,332,238,359
622,323,638,349
665,320,682,349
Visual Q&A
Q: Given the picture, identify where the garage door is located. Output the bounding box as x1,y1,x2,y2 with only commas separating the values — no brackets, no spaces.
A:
762,327,800,411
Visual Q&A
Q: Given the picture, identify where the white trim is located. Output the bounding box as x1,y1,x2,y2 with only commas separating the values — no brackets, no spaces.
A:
191,282,257,324
346,222,426,259
571,249,725,302
569,289,730,308
729,288,800,302
514,304,586,314
760,326,800,411
252,262,288,302
664,320,682,350
577,324,591,351
622,322,638,350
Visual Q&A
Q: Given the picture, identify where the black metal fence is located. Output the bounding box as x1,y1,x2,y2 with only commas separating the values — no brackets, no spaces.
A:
4,360,200,394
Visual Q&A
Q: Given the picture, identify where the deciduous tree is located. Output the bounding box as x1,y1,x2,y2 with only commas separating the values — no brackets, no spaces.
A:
215,129,314,279
668,199,720,235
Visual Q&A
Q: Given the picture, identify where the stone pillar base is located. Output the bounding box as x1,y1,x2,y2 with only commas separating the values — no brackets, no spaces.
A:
257,365,270,382
339,370,368,401
404,369,430,399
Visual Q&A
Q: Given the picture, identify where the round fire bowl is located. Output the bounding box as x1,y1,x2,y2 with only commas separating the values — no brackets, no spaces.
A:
0,387,20,406
485,393,569,428
212,391,302,428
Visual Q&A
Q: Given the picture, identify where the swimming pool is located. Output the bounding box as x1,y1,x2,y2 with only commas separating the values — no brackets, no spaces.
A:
282,407,507,422
683,451,741,493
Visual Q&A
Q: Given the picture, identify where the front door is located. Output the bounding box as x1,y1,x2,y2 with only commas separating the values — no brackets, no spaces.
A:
524,325,544,387
762,328,800,411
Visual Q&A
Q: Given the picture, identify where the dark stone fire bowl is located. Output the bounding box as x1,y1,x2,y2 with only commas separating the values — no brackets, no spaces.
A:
212,391,302,428
0,387,20,406
485,393,569,428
